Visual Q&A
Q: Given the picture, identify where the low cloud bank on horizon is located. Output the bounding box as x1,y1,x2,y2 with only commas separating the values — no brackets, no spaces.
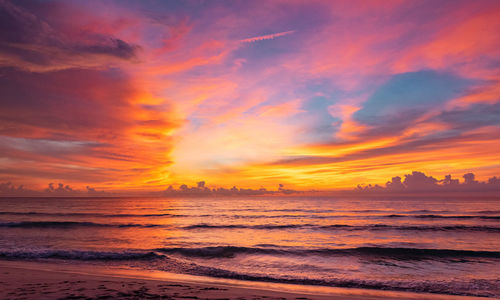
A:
355,171,500,193
1,171,499,197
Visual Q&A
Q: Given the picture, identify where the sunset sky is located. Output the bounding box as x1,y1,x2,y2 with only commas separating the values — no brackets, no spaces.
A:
1,0,500,191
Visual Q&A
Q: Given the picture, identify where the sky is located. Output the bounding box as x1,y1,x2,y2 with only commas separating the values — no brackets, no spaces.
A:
1,0,500,192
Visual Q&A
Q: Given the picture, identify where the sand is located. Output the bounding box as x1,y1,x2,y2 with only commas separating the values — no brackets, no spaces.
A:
0,260,485,300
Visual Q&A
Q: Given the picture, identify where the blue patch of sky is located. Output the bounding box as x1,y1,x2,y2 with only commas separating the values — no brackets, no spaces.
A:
354,70,475,125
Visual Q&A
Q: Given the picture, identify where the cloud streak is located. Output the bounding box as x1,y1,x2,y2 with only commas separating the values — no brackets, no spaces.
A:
240,30,295,43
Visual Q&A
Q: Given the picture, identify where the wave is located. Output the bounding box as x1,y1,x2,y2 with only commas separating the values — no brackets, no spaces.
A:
183,224,306,230
2,211,498,222
368,224,500,232
232,208,337,213
2,220,498,232
182,223,500,232
0,249,163,260
386,214,500,220
0,221,163,228
0,211,185,218
181,265,498,298
156,246,500,259
477,210,500,214
0,211,330,220
231,214,500,220
6,245,493,262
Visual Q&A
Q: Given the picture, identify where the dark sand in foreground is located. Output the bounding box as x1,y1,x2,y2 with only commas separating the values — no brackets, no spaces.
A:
0,260,486,300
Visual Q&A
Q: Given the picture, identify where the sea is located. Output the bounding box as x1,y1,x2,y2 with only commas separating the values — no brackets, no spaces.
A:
0,196,499,297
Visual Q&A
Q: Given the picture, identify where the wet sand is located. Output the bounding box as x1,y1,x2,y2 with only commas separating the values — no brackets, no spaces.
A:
0,260,485,300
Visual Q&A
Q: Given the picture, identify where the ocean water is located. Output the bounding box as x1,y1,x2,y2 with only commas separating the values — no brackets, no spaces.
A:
0,196,499,297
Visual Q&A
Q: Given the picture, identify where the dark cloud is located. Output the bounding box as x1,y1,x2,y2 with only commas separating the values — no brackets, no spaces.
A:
0,181,297,197
0,181,33,195
45,182,73,193
432,102,500,130
0,181,106,196
0,0,138,72
403,171,438,190
76,37,137,60
162,182,297,197
356,171,500,193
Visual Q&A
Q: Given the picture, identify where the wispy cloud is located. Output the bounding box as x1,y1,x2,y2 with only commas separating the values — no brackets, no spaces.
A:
240,30,295,43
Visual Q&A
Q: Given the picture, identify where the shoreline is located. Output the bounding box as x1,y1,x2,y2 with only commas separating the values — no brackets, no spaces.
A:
0,260,487,300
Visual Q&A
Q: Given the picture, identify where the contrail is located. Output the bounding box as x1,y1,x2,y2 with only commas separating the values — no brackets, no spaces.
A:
240,30,295,43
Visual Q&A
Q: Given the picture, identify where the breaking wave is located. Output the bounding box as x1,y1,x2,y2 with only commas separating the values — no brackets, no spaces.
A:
0,221,163,228
156,246,500,259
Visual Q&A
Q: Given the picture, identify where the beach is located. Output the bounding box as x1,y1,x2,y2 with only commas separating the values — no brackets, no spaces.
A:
0,260,487,300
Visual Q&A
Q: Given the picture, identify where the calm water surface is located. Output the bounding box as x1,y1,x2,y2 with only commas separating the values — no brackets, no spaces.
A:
0,196,499,297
